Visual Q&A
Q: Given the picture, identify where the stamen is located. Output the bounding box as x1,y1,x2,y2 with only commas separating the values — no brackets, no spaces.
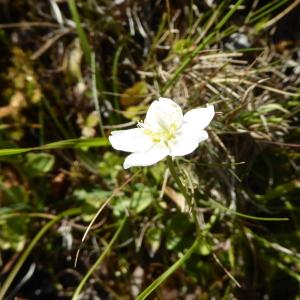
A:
138,117,180,145
137,120,145,128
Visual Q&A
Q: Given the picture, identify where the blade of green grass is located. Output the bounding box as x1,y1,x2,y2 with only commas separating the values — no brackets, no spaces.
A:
136,237,199,300
43,97,70,139
67,0,105,94
0,208,81,300
145,13,167,67
72,216,127,300
91,51,105,137
136,210,220,300
215,0,244,31
268,257,300,282
112,44,124,114
67,0,91,63
250,232,300,262
0,137,109,156
248,0,290,24
205,199,289,221
248,0,284,18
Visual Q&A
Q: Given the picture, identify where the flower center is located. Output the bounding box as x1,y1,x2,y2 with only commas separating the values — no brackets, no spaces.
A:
138,120,180,144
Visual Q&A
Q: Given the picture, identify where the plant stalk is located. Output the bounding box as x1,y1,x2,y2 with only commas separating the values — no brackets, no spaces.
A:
166,156,201,235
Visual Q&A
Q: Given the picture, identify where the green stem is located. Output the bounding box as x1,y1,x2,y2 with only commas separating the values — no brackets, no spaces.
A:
166,156,200,235
72,216,127,300
0,208,81,300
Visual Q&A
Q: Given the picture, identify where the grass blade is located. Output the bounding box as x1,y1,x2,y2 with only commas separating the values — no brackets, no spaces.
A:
91,52,105,137
248,0,290,24
67,0,105,94
0,208,81,300
206,199,289,221
136,238,199,300
0,137,109,156
112,44,124,113
67,0,91,63
161,0,245,94
72,216,127,300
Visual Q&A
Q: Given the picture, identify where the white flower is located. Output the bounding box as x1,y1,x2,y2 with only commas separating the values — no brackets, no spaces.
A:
109,97,215,169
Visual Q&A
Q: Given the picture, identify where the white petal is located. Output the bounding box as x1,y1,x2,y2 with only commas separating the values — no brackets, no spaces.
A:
169,128,208,157
144,98,183,131
109,128,153,152
123,144,169,169
183,105,214,130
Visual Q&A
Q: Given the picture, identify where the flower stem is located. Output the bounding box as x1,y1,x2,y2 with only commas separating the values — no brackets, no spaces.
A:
166,156,201,235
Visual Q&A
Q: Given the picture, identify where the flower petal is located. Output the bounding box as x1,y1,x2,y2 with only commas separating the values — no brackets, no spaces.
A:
168,105,214,156
183,105,214,130
123,144,169,169
169,128,208,157
109,128,153,152
144,97,183,131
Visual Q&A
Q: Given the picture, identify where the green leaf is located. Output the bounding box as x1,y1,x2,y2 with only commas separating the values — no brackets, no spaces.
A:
120,81,148,107
98,151,122,181
24,153,55,177
74,188,111,221
131,184,155,213
112,184,155,217
112,197,131,217
149,161,166,183
0,217,28,251
165,213,193,250
3,186,29,205
145,226,163,256
74,188,110,208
